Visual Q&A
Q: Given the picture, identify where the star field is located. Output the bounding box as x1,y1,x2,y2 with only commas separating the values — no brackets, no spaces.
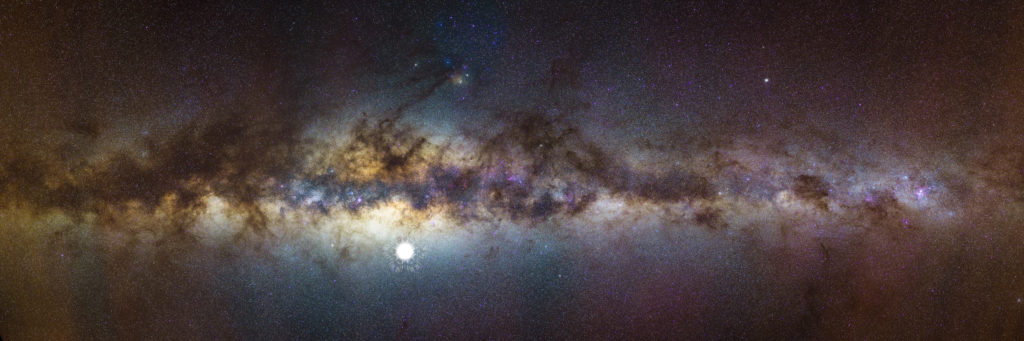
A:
1,0,1024,339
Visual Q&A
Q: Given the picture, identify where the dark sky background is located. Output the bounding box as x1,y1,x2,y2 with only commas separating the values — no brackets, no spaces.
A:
2,0,1024,339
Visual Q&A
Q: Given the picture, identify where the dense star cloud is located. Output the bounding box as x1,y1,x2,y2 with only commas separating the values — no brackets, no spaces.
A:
2,0,1024,339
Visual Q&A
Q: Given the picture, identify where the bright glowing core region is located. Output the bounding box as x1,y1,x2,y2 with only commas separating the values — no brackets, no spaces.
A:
396,242,415,261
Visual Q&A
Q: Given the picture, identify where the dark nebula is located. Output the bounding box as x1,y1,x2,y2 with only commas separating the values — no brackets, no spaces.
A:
2,0,1024,339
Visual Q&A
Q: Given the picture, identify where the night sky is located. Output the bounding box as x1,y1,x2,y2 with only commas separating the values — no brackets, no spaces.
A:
2,0,1024,339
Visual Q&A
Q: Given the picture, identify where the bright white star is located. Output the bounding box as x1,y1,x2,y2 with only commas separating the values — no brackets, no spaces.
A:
396,242,415,261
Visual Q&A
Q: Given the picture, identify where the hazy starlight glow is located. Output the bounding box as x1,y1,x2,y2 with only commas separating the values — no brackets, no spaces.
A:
1,1,1023,340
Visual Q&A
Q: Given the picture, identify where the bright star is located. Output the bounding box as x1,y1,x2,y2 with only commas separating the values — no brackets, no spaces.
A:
396,242,415,261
